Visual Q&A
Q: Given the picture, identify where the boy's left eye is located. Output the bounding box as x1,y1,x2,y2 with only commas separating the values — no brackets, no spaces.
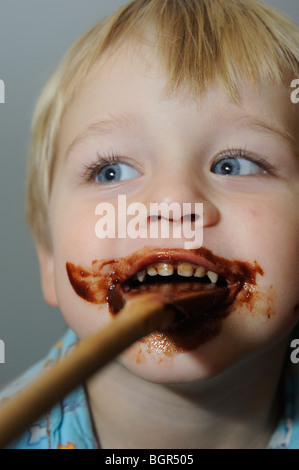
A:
211,156,267,176
95,163,140,183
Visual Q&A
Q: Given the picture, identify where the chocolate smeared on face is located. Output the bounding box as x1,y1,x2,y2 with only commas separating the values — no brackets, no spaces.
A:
65,264,97,303
66,247,264,351
66,247,263,309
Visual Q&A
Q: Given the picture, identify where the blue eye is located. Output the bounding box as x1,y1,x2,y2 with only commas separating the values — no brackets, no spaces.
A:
96,163,140,183
211,156,267,176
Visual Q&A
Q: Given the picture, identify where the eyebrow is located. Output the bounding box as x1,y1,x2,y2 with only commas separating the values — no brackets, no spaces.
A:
65,108,298,159
235,113,298,154
249,118,296,147
65,112,140,159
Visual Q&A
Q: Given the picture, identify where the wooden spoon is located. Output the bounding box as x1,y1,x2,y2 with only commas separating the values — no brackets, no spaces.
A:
0,287,227,448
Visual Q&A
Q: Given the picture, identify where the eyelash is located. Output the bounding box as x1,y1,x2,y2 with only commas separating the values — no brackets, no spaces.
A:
79,147,275,183
81,153,128,182
212,148,276,175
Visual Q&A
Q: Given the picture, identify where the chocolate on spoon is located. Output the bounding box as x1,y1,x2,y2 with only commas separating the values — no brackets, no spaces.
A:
123,283,229,322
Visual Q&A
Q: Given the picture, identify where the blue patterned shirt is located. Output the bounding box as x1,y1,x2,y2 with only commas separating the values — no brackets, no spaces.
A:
1,328,299,449
0,329,98,449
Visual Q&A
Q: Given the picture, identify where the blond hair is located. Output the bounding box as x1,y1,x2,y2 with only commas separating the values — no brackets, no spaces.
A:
26,0,299,250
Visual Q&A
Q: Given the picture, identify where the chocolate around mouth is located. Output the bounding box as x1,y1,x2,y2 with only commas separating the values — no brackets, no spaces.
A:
66,247,263,351
66,246,263,317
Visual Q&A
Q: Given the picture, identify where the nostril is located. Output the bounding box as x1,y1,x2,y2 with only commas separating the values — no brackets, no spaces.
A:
148,214,200,223
148,214,162,222
181,213,200,223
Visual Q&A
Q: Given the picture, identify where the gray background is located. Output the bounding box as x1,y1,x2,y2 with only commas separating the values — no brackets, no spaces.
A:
0,0,298,387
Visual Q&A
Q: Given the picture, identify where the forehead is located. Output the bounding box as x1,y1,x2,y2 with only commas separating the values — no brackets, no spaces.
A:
58,42,299,159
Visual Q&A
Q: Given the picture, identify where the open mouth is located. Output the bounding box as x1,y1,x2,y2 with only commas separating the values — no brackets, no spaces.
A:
66,247,263,350
118,259,231,320
66,246,262,321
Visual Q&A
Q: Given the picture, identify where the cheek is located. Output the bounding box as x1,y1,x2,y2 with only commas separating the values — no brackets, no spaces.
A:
51,201,99,259
51,191,132,270
231,199,299,271
224,200,299,331
48,202,112,337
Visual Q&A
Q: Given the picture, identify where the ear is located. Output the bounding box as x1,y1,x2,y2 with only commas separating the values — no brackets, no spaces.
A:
36,245,58,307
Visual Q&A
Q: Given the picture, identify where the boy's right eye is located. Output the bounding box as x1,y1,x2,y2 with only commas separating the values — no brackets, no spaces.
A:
82,155,142,184
95,162,140,183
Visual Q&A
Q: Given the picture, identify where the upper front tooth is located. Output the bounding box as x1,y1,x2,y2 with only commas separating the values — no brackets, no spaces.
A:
157,263,174,276
147,266,158,276
137,270,147,282
177,262,194,277
207,270,219,284
194,266,206,278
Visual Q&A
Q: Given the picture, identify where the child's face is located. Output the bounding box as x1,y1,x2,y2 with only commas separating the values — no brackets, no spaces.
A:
39,41,299,383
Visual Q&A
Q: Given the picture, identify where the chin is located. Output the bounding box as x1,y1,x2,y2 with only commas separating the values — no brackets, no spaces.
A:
118,334,242,384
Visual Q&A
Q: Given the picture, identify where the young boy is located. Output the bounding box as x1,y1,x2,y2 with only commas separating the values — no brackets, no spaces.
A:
1,0,299,449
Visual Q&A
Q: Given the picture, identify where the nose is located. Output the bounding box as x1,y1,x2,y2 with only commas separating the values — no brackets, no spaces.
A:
138,168,220,249
148,197,219,228
144,172,219,229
